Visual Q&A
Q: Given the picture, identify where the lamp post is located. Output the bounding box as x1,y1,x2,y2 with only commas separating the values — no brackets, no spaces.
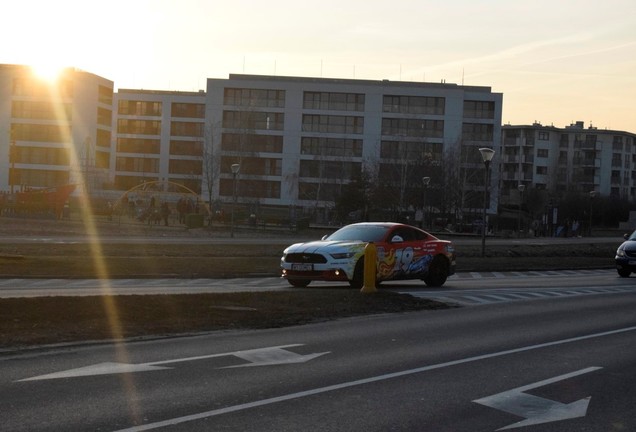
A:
422,176,430,230
230,163,240,238
479,147,495,257
517,184,525,236
589,190,597,237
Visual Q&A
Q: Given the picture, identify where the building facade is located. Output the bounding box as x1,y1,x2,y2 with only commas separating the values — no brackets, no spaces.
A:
0,64,113,195
112,89,206,195
501,121,636,203
206,74,503,223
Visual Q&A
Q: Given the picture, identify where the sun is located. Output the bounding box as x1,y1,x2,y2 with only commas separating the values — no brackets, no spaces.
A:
31,62,66,83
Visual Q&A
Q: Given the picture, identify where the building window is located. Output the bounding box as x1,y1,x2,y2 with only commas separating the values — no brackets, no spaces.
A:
98,85,113,105
381,141,442,163
462,123,493,141
170,140,203,156
219,178,281,199
301,137,363,157
384,95,445,115
381,118,443,138
97,107,112,127
171,103,205,118
538,131,549,140
537,149,549,158
223,111,284,130
536,166,548,175
170,121,204,137
302,115,364,134
116,156,159,173
117,119,161,135
221,156,281,176
117,138,160,154
12,146,70,165
299,160,361,179
118,100,162,116
221,133,283,153
12,101,72,121
169,159,202,175
304,92,365,111
11,123,68,143
463,100,494,119
223,88,285,108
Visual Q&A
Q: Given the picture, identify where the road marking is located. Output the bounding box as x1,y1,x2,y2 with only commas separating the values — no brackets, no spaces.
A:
474,367,602,430
405,285,636,306
111,326,636,432
17,344,330,381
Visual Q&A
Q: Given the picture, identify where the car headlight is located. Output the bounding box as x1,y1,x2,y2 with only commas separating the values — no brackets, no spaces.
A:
616,247,625,257
330,252,356,259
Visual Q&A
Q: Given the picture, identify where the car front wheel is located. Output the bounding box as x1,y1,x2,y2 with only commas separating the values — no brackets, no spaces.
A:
288,279,310,287
349,260,364,289
617,268,631,278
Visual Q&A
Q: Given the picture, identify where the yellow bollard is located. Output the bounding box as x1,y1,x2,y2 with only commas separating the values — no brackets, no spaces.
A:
360,242,377,293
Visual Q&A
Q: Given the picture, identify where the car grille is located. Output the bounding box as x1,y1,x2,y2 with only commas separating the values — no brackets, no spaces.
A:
285,253,327,264
625,250,636,258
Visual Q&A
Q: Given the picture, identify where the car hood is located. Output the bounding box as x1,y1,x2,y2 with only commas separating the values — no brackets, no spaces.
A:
619,240,636,251
284,240,366,254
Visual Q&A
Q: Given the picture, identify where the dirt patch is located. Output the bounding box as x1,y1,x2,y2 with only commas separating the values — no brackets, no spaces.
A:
0,291,450,350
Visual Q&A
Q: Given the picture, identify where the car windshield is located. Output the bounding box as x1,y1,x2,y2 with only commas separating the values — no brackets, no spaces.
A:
326,225,389,242
628,231,636,241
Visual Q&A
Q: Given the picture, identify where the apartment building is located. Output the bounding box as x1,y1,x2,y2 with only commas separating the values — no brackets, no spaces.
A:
112,89,206,195
206,74,503,222
501,121,636,205
0,64,113,194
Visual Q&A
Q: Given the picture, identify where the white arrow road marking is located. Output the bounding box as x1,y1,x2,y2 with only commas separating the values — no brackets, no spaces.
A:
222,346,329,368
18,344,330,382
473,367,603,430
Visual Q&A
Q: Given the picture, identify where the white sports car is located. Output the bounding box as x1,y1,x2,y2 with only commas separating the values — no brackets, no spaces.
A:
281,222,455,288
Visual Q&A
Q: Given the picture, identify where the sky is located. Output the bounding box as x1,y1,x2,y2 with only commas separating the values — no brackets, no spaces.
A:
3,0,635,132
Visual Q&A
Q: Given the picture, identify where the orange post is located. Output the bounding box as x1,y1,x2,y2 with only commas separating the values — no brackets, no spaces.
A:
361,242,377,293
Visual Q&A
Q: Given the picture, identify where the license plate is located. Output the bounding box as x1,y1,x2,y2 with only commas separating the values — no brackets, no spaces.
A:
292,263,313,271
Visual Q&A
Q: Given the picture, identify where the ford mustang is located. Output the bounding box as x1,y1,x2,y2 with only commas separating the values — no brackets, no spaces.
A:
281,222,455,288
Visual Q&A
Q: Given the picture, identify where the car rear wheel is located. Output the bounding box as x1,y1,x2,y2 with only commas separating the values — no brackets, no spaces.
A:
288,279,310,287
424,256,449,287
617,268,631,278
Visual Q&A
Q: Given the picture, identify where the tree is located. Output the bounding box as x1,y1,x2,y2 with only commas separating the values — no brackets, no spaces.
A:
201,120,221,206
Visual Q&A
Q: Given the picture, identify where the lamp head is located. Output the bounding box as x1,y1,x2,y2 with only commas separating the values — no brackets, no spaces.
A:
478,147,495,164
231,163,240,174
422,176,431,186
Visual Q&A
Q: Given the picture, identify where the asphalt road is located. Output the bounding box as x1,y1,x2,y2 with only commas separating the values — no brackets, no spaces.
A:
1,273,636,431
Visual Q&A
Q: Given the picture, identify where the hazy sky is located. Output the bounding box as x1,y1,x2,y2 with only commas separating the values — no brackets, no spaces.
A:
4,0,635,132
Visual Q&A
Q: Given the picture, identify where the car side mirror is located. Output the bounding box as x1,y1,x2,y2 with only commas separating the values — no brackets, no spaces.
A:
391,235,404,243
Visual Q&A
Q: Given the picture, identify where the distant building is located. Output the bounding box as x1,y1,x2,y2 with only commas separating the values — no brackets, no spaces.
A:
206,74,503,222
501,121,636,204
0,64,113,195
112,89,206,194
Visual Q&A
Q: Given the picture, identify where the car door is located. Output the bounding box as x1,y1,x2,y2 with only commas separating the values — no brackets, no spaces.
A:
376,226,427,281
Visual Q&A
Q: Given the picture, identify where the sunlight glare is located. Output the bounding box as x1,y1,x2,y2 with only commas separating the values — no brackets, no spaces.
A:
31,62,66,83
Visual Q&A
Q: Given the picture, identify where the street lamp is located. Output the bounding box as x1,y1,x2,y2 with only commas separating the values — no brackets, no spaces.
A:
422,176,430,230
230,163,240,238
517,184,525,236
589,190,597,237
479,147,495,257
